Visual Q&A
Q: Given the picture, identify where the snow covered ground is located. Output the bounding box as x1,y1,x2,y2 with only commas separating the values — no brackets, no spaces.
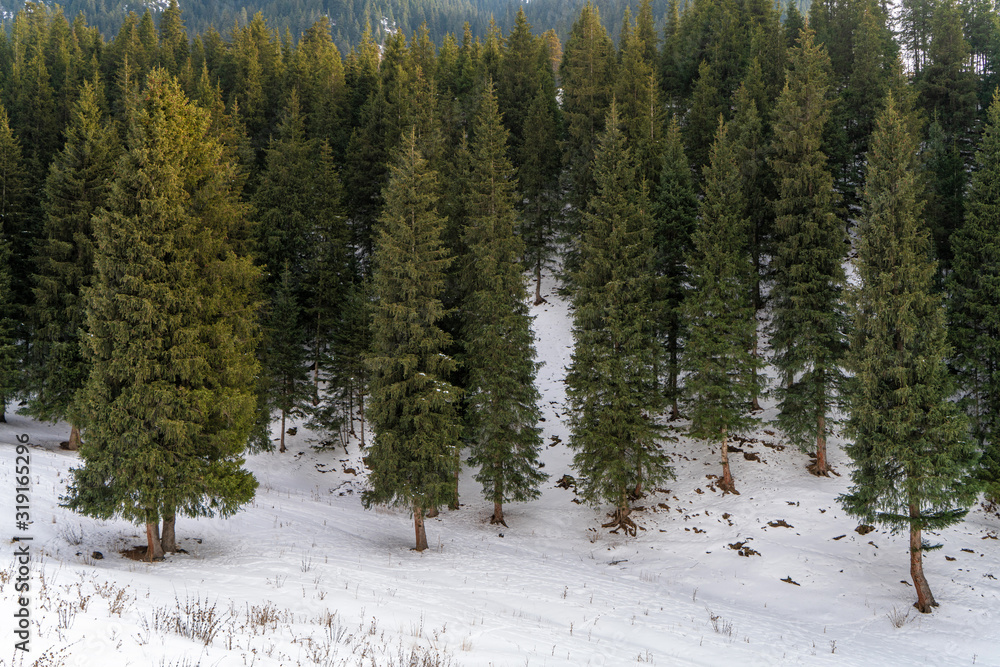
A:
1,271,998,667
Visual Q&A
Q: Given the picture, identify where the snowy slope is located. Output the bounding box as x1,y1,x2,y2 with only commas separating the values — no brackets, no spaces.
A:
1,270,998,667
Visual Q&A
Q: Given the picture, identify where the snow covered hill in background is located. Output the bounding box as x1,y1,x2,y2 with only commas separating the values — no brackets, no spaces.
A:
1,271,998,667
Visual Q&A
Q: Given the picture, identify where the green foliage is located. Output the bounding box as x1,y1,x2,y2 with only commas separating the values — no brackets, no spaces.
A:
560,1,615,254
566,101,671,513
769,27,846,461
28,80,118,426
948,92,1000,502
653,116,698,417
257,265,312,452
65,70,260,526
840,93,979,535
363,128,460,514
461,82,546,514
0,104,30,418
518,81,562,303
683,119,762,451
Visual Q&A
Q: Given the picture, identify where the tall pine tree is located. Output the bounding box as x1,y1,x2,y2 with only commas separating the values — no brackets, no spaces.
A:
566,101,670,535
683,118,762,495
948,91,1000,503
462,81,546,527
769,27,846,476
65,70,260,561
654,115,698,420
363,128,460,552
841,93,979,613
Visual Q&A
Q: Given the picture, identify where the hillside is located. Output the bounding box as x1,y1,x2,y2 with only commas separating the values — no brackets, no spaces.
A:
1,269,997,667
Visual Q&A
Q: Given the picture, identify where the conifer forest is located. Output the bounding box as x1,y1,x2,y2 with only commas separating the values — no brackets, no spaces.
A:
1,0,999,652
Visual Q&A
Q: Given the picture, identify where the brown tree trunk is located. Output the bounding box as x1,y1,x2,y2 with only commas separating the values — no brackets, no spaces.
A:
719,428,739,495
491,501,507,527
426,505,439,518
534,257,546,306
668,337,681,420
750,337,762,411
312,315,321,407
413,503,428,552
359,390,365,449
161,514,177,552
279,409,286,453
910,504,937,612
67,424,81,451
145,519,164,561
449,460,460,511
809,412,831,476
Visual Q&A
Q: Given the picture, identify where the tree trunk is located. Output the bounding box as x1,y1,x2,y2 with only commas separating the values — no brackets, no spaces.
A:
413,503,428,552
359,390,365,449
145,518,164,561
668,333,681,420
750,335,762,411
910,504,938,612
809,411,831,476
449,459,460,511
67,424,81,451
534,257,546,306
161,514,177,552
279,408,286,453
491,501,507,526
719,428,738,495
312,314,321,406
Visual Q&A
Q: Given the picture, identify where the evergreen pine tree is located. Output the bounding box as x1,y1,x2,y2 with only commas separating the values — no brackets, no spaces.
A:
258,265,311,453
654,115,698,420
683,118,762,495
559,2,615,267
65,70,259,561
28,80,118,448
730,80,774,412
841,93,979,613
363,127,460,553
462,81,545,527
0,203,15,425
566,101,671,535
0,105,30,421
769,27,846,476
948,92,1000,503
686,61,726,179
518,82,561,306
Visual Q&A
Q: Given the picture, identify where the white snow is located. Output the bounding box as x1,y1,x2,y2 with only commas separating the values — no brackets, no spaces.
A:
1,270,998,666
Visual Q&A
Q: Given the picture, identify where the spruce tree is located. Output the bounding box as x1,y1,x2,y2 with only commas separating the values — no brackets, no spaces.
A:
64,70,259,561
258,265,311,453
0,105,30,422
566,102,670,535
841,93,979,613
0,210,15,425
683,119,762,495
559,2,615,267
28,80,117,448
363,127,460,552
769,27,846,476
653,116,698,420
462,82,546,527
518,81,561,306
948,92,1000,503
730,81,774,412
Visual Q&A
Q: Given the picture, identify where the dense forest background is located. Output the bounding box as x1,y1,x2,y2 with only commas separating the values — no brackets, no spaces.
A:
0,0,732,51
0,0,997,599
